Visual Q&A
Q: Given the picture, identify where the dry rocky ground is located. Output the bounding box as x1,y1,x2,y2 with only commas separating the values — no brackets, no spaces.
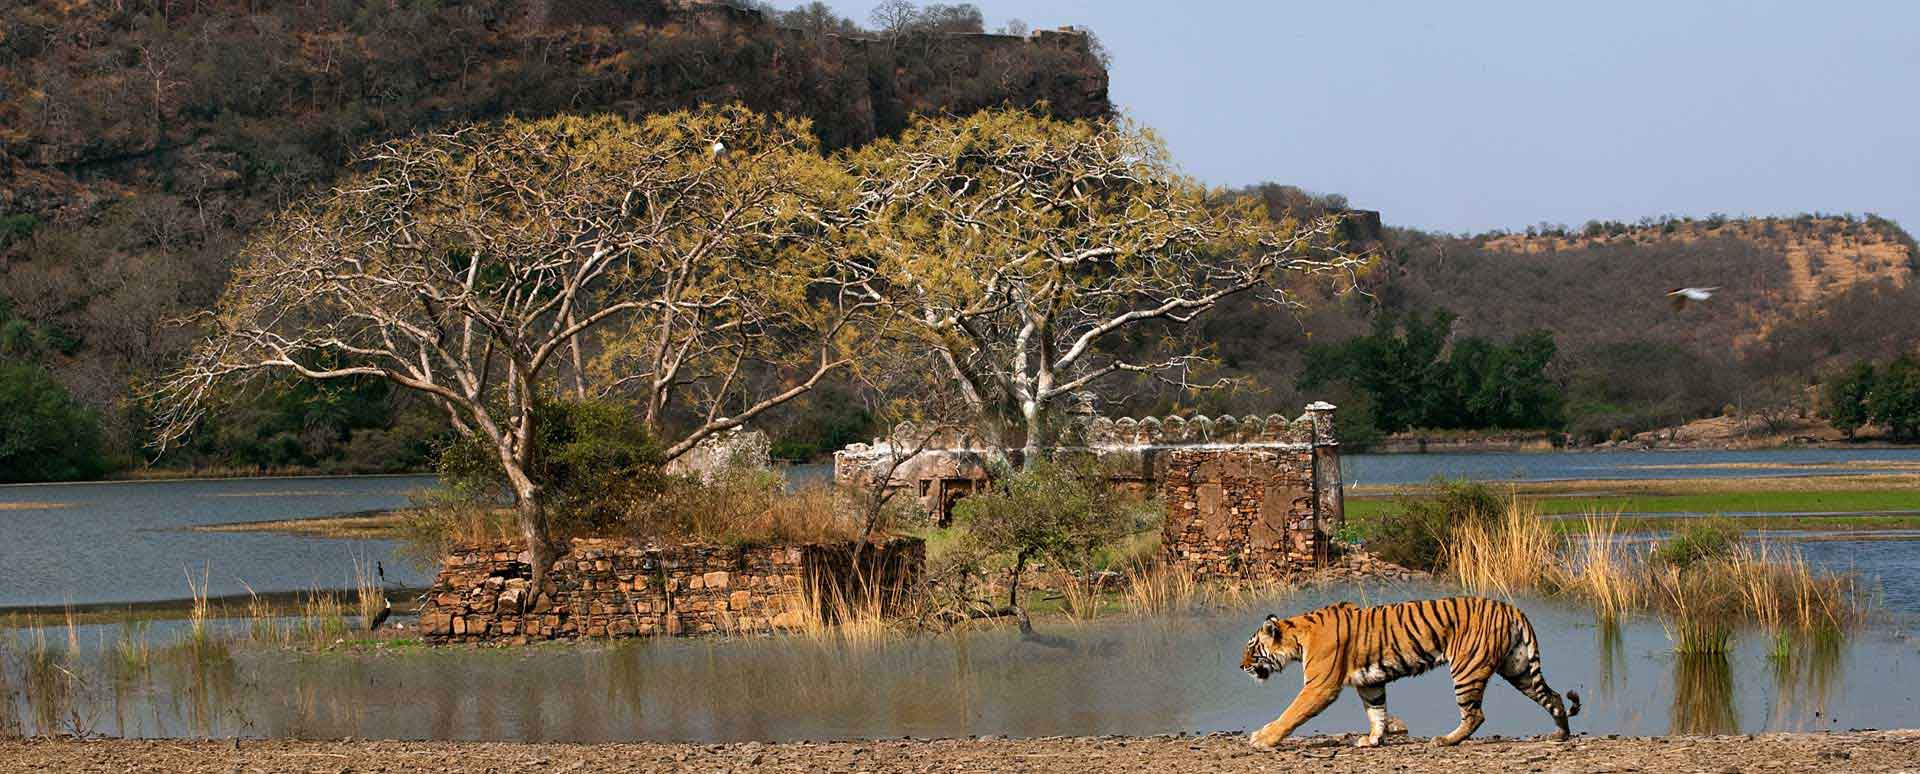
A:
5,730,1919,773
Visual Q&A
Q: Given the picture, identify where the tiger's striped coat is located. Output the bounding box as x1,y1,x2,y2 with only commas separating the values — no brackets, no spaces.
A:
1239,597,1579,748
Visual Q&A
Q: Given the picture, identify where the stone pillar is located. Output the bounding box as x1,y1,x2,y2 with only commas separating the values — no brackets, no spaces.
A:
1306,402,1344,557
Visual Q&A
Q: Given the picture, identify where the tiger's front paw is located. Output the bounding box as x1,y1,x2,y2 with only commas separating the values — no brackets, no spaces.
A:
1354,734,1385,748
1249,728,1285,749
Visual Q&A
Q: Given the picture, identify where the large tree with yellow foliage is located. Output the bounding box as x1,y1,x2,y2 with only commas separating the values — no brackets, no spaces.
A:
846,109,1364,461
151,107,874,586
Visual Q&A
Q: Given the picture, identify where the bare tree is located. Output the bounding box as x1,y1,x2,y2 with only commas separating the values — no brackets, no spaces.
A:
846,109,1365,464
150,108,872,588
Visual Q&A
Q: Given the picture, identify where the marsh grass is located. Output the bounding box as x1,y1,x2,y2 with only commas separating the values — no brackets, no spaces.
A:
1446,499,1562,599
299,589,349,649
1426,495,1863,653
1121,561,1200,616
107,618,152,683
238,582,285,646
1566,513,1640,622
353,555,385,631
1651,565,1737,654
782,571,904,648
181,564,213,652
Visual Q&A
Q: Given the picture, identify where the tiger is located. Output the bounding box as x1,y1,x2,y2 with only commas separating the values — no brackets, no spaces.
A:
1239,597,1579,749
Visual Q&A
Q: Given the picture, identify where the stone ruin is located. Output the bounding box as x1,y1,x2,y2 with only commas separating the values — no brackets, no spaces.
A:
833,401,1346,580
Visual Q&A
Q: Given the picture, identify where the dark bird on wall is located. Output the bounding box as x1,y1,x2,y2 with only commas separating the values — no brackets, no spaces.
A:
1667,286,1721,310
368,561,392,632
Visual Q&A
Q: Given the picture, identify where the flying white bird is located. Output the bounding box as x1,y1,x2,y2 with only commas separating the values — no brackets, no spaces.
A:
1666,286,1720,310
710,140,727,160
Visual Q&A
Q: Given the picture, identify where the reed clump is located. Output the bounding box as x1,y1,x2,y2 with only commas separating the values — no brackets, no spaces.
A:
1422,495,1864,653
782,572,905,648
300,589,349,649
181,564,214,653
1447,499,1563,599
353,556,386,631
1121,561,1201,616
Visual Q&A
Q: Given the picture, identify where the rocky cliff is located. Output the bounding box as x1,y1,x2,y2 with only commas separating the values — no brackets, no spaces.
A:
0,0,1108,429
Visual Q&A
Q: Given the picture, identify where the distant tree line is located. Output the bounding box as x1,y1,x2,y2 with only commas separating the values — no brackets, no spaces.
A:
1824,357,1920,441
1297,310,1563,437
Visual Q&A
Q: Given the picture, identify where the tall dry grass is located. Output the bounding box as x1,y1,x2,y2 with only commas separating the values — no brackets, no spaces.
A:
1650,564,1736,654
299,589,348,649
1422,495,1863,653
640,477,860,546
238,581,285,646
182,564,213,651
1122,562,1200,616
1445,499,1562,599
781,572,903,648
1725,542,1862,635
353,556,386,631
1055,571,1106,622
1564,513,1641,622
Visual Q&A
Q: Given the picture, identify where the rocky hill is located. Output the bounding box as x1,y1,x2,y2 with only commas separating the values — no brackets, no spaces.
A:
0,0,1108,459
1122,208,1920,444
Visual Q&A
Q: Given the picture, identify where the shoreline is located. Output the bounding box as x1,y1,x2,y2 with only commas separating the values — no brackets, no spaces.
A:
3,730,1916,772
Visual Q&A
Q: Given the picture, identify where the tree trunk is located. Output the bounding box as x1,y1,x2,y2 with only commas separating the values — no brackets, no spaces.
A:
1007,548,1032,608
501,458,560,607
1020,399,1044,471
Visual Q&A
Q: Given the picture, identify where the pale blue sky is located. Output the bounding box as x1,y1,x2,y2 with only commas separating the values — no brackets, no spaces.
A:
813,1,1920,235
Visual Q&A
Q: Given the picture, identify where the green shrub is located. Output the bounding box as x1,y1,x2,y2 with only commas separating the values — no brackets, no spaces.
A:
1364,478,1504,571
952,457,1150,606
1651,517,1743,570
432,396,666,536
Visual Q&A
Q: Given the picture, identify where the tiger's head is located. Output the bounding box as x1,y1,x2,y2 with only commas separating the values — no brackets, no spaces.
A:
1240,614,1298,682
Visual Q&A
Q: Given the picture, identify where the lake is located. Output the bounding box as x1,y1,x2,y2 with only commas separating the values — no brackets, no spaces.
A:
0,476,439,609
3,585,1912,742
6,447,1920,609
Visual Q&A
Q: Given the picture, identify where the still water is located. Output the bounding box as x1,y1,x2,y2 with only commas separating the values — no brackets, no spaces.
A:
0,476,437,608
2,585,1911,741
5,448,1920,609
1340,447,1920,486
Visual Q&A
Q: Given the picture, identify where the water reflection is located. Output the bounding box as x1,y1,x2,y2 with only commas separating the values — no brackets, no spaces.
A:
1670,653,1737,735
1,589,1910,742
1767,630,1844,730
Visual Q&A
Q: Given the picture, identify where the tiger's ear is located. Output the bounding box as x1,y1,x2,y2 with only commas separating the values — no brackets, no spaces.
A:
1263,614,1280,633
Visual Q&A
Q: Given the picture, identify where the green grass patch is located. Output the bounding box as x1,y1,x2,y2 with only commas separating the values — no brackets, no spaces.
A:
1348,488,1920,521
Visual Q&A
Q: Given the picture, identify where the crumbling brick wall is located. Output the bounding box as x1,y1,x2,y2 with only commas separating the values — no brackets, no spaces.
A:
418,537,923,644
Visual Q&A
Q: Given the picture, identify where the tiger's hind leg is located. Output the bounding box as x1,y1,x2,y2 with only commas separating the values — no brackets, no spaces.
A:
1353,684,1390,747
1434,674,1489,746
1500,655,1580,741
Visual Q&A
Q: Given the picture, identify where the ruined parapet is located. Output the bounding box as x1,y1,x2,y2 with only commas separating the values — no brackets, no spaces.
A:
665,426,771,483
830,403,1346,574
418,537,924,643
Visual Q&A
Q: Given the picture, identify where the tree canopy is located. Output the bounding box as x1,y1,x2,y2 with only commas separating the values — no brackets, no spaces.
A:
846,108,1362,458
1299,310,1562,433
151,107,875,583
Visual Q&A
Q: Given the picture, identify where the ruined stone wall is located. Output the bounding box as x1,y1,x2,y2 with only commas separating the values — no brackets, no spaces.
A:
418,538,923,644
1157,447,1323,580
832,401,1345,580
